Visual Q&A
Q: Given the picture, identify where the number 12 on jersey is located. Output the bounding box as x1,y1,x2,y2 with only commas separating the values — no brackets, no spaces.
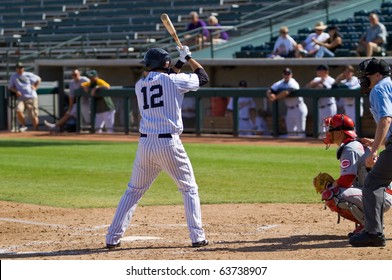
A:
142,85,164,110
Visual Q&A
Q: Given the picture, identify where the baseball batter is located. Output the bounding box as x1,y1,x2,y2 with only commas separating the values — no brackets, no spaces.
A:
106,46,209,249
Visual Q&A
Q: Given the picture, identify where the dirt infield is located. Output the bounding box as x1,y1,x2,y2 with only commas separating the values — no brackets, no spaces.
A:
1,132,392,260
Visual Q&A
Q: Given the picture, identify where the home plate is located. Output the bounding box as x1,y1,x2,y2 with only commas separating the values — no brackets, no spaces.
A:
122,236,162,242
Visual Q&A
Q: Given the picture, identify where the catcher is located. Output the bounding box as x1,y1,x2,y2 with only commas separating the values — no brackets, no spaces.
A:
313,113,392,236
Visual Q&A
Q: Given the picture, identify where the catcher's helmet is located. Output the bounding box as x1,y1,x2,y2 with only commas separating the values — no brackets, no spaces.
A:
322,114,357,147
141,48,171,71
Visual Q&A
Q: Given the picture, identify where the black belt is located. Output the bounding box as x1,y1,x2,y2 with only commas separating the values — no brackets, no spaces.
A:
241,118,249,121
345,104,354,107
140,133,172,138
319,103,333,109
287,104,300,109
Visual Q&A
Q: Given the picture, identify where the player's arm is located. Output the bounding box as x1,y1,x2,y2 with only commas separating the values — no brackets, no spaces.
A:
188,59,209,86
8,86,22,97
81,81,90,92
274,90,291,100
367,116,392,167
96,79,110,89
31,76,41,91
67,94,74,113
334,175,356,188
176,45,209,86
266,88,276,102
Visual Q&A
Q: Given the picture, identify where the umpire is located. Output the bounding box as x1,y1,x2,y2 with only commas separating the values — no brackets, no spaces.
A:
350,58,392,247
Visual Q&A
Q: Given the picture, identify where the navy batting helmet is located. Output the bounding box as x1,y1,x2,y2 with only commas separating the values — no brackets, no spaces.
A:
141,48,171,71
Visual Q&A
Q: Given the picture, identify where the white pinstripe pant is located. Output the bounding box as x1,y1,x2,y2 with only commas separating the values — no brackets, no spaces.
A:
106,135,206,245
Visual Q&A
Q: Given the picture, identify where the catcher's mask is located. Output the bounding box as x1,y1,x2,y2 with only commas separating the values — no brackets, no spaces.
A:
141,48,171,72
322,114,357,148
358,57,391,94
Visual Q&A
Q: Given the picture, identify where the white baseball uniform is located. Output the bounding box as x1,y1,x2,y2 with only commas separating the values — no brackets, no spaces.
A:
339,76,362,121
226,97,256,135
310,75,337,135
106,70,206,246
270,77,308,136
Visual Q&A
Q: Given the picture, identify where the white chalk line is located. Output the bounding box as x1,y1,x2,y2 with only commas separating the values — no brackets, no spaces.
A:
0,217,109,231
256,224,279,231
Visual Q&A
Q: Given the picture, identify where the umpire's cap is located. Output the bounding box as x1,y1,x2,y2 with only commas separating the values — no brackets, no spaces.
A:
141,48,171,71
359,57,391,76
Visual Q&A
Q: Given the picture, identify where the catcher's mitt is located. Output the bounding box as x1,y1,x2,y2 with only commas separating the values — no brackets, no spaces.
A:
313,172,334,193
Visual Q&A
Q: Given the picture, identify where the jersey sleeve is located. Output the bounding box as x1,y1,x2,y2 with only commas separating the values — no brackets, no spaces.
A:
97,78,110,88
81,81,91,88
270,81,280,92
29,73,41,84
171,73,199,94
339,145,359,176
373,86,392,118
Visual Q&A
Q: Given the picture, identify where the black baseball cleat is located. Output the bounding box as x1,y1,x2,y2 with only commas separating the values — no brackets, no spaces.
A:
349,232,386,247
192,240,209,247
106,242,121,249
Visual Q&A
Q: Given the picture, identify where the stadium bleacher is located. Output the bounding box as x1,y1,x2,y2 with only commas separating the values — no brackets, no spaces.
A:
0,0,275,82
0,0,388,84
234,0,392,58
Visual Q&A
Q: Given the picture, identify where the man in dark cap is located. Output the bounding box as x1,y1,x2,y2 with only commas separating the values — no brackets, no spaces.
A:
305,64,337,137
349,58,392,247
266,68,308,137
8,62,41,131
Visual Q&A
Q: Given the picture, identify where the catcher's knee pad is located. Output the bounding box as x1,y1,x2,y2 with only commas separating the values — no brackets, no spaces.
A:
337,201,364,225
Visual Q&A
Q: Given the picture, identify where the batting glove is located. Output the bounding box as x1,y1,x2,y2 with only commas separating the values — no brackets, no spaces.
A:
176,45,192,62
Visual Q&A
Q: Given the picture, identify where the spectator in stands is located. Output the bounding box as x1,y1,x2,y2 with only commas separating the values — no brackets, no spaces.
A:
207,15,229,45
44,69,89,131
8,62,41,132
82,70,115,133
226,80,256,136
185,11,209,49
269,26,297,58
305,64,336,137
295,21,330,57
248,108,269,135
266,68,308,137
313,25,343,58
356,13,388,57
332,65,363,121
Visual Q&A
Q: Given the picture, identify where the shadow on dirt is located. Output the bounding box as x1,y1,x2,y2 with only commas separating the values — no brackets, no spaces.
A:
204,234,354,253
0,245,184,259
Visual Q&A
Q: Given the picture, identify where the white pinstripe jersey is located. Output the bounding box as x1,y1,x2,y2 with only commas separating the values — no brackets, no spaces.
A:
135,71,200,134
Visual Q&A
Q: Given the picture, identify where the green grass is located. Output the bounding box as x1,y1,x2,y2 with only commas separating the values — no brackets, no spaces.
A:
0,138,337,208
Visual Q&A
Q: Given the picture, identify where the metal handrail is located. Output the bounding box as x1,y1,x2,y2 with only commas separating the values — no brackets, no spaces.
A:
18,35,83,61
212,0,375,53
240,0,293,20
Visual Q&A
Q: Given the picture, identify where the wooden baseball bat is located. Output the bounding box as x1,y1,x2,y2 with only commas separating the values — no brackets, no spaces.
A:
160,13,183,48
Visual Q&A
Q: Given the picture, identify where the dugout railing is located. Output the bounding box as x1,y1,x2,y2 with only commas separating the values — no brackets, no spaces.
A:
72,87,364,138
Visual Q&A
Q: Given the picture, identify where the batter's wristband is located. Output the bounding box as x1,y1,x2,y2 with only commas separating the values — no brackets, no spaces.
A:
174,60,185,69
185,55,192,61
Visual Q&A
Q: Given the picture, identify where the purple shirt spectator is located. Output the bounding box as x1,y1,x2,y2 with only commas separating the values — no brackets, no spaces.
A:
187,11,209,38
